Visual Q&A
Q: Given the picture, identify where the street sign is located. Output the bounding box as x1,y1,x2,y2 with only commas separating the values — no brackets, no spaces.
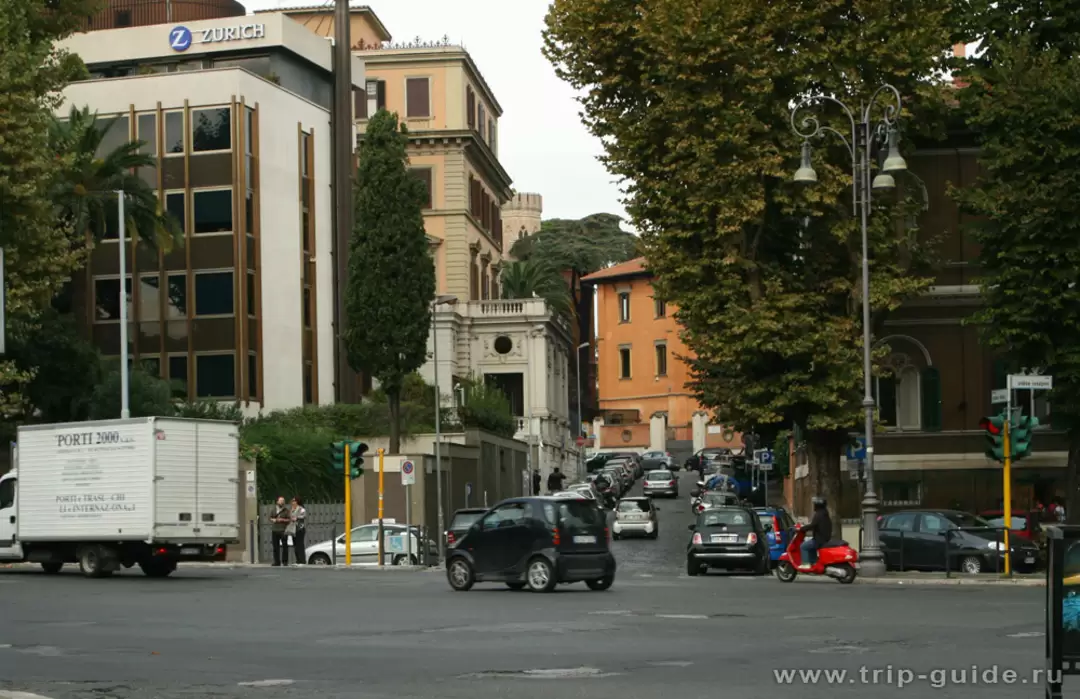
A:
991,389,1009,405
759,449,774,465
576,436,585,446
846,437,867,461
758,461,773,472
400,459,415,486
1009,374,1053,390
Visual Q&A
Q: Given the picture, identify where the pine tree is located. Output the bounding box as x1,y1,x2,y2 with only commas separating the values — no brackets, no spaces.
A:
344,110,436,453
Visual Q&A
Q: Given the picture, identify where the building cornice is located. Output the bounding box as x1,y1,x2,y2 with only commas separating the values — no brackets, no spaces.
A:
358,48,503,116
402,131,513,200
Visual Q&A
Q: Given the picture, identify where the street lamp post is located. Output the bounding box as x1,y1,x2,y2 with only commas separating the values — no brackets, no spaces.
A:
575,341,589,477
432,294,458,563
116,191,130,419
789,84,909,579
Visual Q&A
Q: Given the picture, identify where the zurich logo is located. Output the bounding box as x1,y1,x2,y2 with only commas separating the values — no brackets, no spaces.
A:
169,26,192,52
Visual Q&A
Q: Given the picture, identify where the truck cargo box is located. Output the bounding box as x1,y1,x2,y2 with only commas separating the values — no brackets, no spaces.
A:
16,418,241,543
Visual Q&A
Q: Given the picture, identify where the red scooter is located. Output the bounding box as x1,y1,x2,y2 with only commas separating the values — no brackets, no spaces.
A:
776,526,859,584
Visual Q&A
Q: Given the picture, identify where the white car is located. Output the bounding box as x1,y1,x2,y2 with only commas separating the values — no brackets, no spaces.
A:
304,521,434,566
612,497,658,539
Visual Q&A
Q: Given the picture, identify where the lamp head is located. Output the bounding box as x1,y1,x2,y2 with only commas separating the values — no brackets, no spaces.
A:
882,127,907,174
872,173,896,191
793,141,817,184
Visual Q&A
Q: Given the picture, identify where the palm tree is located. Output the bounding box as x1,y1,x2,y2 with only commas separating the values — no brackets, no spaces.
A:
499,259,574,318
50,106,182,251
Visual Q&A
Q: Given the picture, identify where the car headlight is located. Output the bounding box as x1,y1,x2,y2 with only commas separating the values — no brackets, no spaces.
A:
986,541,1006,551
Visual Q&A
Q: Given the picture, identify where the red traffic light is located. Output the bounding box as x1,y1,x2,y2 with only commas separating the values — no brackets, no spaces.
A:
979,417,1003,435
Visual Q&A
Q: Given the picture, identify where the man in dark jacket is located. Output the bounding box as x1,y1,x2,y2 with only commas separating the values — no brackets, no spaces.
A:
532,469,542,495
547,467,566,494
799,496,832,571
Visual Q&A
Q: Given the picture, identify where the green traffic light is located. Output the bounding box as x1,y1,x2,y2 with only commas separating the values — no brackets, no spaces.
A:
1012,415,1039,460
330,440,345,472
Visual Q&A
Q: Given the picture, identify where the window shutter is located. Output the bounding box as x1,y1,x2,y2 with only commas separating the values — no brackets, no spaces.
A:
920,367,942,431
466,88,475,128
411,168,432,209
376,80,386,110
355,88,367,119
878,377,897,426
406,78,430,118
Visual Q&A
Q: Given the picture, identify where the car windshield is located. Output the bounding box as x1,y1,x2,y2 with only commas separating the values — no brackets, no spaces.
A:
617,499,650,513
984,515,1028,529
700,510,752,527
560,500,605,527
452,512,483,528
647,470,672,480
703,492,733,504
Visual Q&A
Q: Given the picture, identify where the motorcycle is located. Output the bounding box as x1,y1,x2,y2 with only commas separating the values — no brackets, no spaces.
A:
690,483,705,513
775,526,859,584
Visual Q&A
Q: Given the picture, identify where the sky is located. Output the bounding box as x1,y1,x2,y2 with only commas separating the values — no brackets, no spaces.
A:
242,0,629,223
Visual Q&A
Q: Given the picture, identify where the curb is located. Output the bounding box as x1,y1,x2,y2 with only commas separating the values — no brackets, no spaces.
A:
855,576,1044,587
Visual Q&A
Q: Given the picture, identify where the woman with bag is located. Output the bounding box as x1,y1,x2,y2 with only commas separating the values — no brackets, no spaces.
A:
290,497,308,565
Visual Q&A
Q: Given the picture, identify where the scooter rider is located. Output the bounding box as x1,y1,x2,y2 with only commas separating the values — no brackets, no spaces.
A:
799,496,832,571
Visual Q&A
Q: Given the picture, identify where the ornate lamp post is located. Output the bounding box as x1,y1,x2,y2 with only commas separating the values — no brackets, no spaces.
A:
789,84,909,579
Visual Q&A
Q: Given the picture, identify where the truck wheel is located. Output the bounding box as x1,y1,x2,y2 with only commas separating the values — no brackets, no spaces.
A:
41,562,63,575
140,560,176,578
78,545,113,578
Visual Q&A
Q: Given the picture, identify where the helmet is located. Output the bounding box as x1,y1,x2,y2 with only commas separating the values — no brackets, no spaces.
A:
812,496,827,509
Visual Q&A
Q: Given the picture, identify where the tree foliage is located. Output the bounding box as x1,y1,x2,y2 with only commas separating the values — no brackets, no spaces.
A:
953,1,1080,518
88,363,174,420
0,0,99,418
544,0,955,529
510,213,638,275
457,376,517,438
499,259,573,318
50,106,183,250
344,108,436,453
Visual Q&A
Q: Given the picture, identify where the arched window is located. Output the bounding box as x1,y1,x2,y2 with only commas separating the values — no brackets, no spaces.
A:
874,348,942,432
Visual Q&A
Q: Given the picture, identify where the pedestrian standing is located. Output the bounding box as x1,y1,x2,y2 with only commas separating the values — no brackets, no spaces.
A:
270,496,291,566
546,467,565,494
532,469,542,496
290,497,308,565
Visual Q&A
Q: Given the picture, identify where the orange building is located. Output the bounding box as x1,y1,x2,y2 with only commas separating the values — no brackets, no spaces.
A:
582,258,740,459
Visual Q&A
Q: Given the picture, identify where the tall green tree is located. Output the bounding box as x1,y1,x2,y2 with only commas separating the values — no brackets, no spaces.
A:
344,110,435,453
50,106,183,250
954,2,1080,520
0,0,99,420
545,0,953,531
499,259,574,318
6,309,101,422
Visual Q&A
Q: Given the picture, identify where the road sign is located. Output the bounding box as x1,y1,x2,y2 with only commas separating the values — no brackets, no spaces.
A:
400,459,415,486
1009,374,1053,390
759,449,774,465
991,389,1009,405
846,437,867,461
576,436,585,446
758,461,773,472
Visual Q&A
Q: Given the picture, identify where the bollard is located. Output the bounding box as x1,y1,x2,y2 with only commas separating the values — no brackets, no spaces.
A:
249,520,256,564
332,524,338,566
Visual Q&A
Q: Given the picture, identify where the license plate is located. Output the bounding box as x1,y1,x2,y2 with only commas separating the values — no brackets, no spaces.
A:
1025,557,1035,564
711,534,737,543
573,535,596,544
181,546,201,555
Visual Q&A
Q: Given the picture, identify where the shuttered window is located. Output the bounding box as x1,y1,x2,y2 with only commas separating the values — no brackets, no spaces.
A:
405,78,430,118
478,104,486,138
920,367,942,431
875,377,897,426
466,87,475,128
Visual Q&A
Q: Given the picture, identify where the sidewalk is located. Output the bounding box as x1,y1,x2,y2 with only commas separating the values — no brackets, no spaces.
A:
854,572,1045,586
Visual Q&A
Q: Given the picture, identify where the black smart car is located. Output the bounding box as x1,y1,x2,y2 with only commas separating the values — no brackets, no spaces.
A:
686,506,769,576
446,496,616,593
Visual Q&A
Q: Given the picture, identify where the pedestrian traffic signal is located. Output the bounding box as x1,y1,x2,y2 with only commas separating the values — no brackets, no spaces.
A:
980,414,1006,462
330,440,368,479
1011,414,1039,461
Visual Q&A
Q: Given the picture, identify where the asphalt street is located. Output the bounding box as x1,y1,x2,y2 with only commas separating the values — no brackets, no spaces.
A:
0,471,1052,699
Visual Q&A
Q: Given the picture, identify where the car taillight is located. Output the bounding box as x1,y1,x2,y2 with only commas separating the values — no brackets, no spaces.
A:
446,531,455,544
669,480,677,486
553,528,561,546
747,533,758,545
692,533,702,545
695,505,704,513
773,517,781,539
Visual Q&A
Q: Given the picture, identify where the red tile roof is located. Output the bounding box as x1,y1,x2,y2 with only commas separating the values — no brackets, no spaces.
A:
581,257,650,283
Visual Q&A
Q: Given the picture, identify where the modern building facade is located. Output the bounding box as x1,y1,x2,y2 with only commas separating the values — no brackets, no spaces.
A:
58,12,365,413
268,5,581,478
83,0,245,32
584,258,741,460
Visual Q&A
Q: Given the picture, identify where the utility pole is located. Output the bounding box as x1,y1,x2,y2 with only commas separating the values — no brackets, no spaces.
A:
117,191,130,419
331,0,354,403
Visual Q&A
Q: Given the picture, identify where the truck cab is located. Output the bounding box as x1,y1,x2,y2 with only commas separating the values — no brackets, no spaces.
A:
0,470,22,562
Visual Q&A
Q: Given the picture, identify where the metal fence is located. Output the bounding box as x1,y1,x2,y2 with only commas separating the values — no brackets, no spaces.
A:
857,525,1039,577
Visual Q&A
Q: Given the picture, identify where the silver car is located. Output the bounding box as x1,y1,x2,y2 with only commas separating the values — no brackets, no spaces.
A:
613,497,659,539
643,469,678,498
642,450,676,471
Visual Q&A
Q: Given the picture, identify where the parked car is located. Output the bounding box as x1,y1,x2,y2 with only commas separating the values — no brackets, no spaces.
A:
686,506,769,576
601,467,628,496
613,497,659,539
306,522,436,565
642,450,676,471
979,509,1053,548
585,453,614,473
445,496,616,592
684,447,732,472
446,508,488,549
608,451,645,479
879,509,1041,574
567,482,602,502
586,472,618,507
606,458,636,486
753,506,797,567
694,489,741,514
643,469,679,498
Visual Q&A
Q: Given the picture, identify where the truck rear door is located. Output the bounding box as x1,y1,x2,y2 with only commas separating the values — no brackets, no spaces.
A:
194,421,240,540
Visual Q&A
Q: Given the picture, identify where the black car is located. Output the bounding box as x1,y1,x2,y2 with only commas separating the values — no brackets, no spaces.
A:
878,509,1041,574
446,508,488,548
686,506,769,576
446,496,616,592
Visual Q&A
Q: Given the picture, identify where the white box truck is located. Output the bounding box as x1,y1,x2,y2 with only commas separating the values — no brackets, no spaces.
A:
0,417,241,578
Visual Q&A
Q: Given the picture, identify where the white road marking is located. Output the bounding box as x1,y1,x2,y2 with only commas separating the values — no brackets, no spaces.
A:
589,610,633,616
0,692,59,699
237,680,295,687
1007,631,1044,638
647,660,694,667
655,613,708,620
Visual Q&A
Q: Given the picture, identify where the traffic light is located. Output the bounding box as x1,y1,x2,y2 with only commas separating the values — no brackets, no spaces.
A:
980,414,1006,463
330,441,368,479
1011,414,1039,461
